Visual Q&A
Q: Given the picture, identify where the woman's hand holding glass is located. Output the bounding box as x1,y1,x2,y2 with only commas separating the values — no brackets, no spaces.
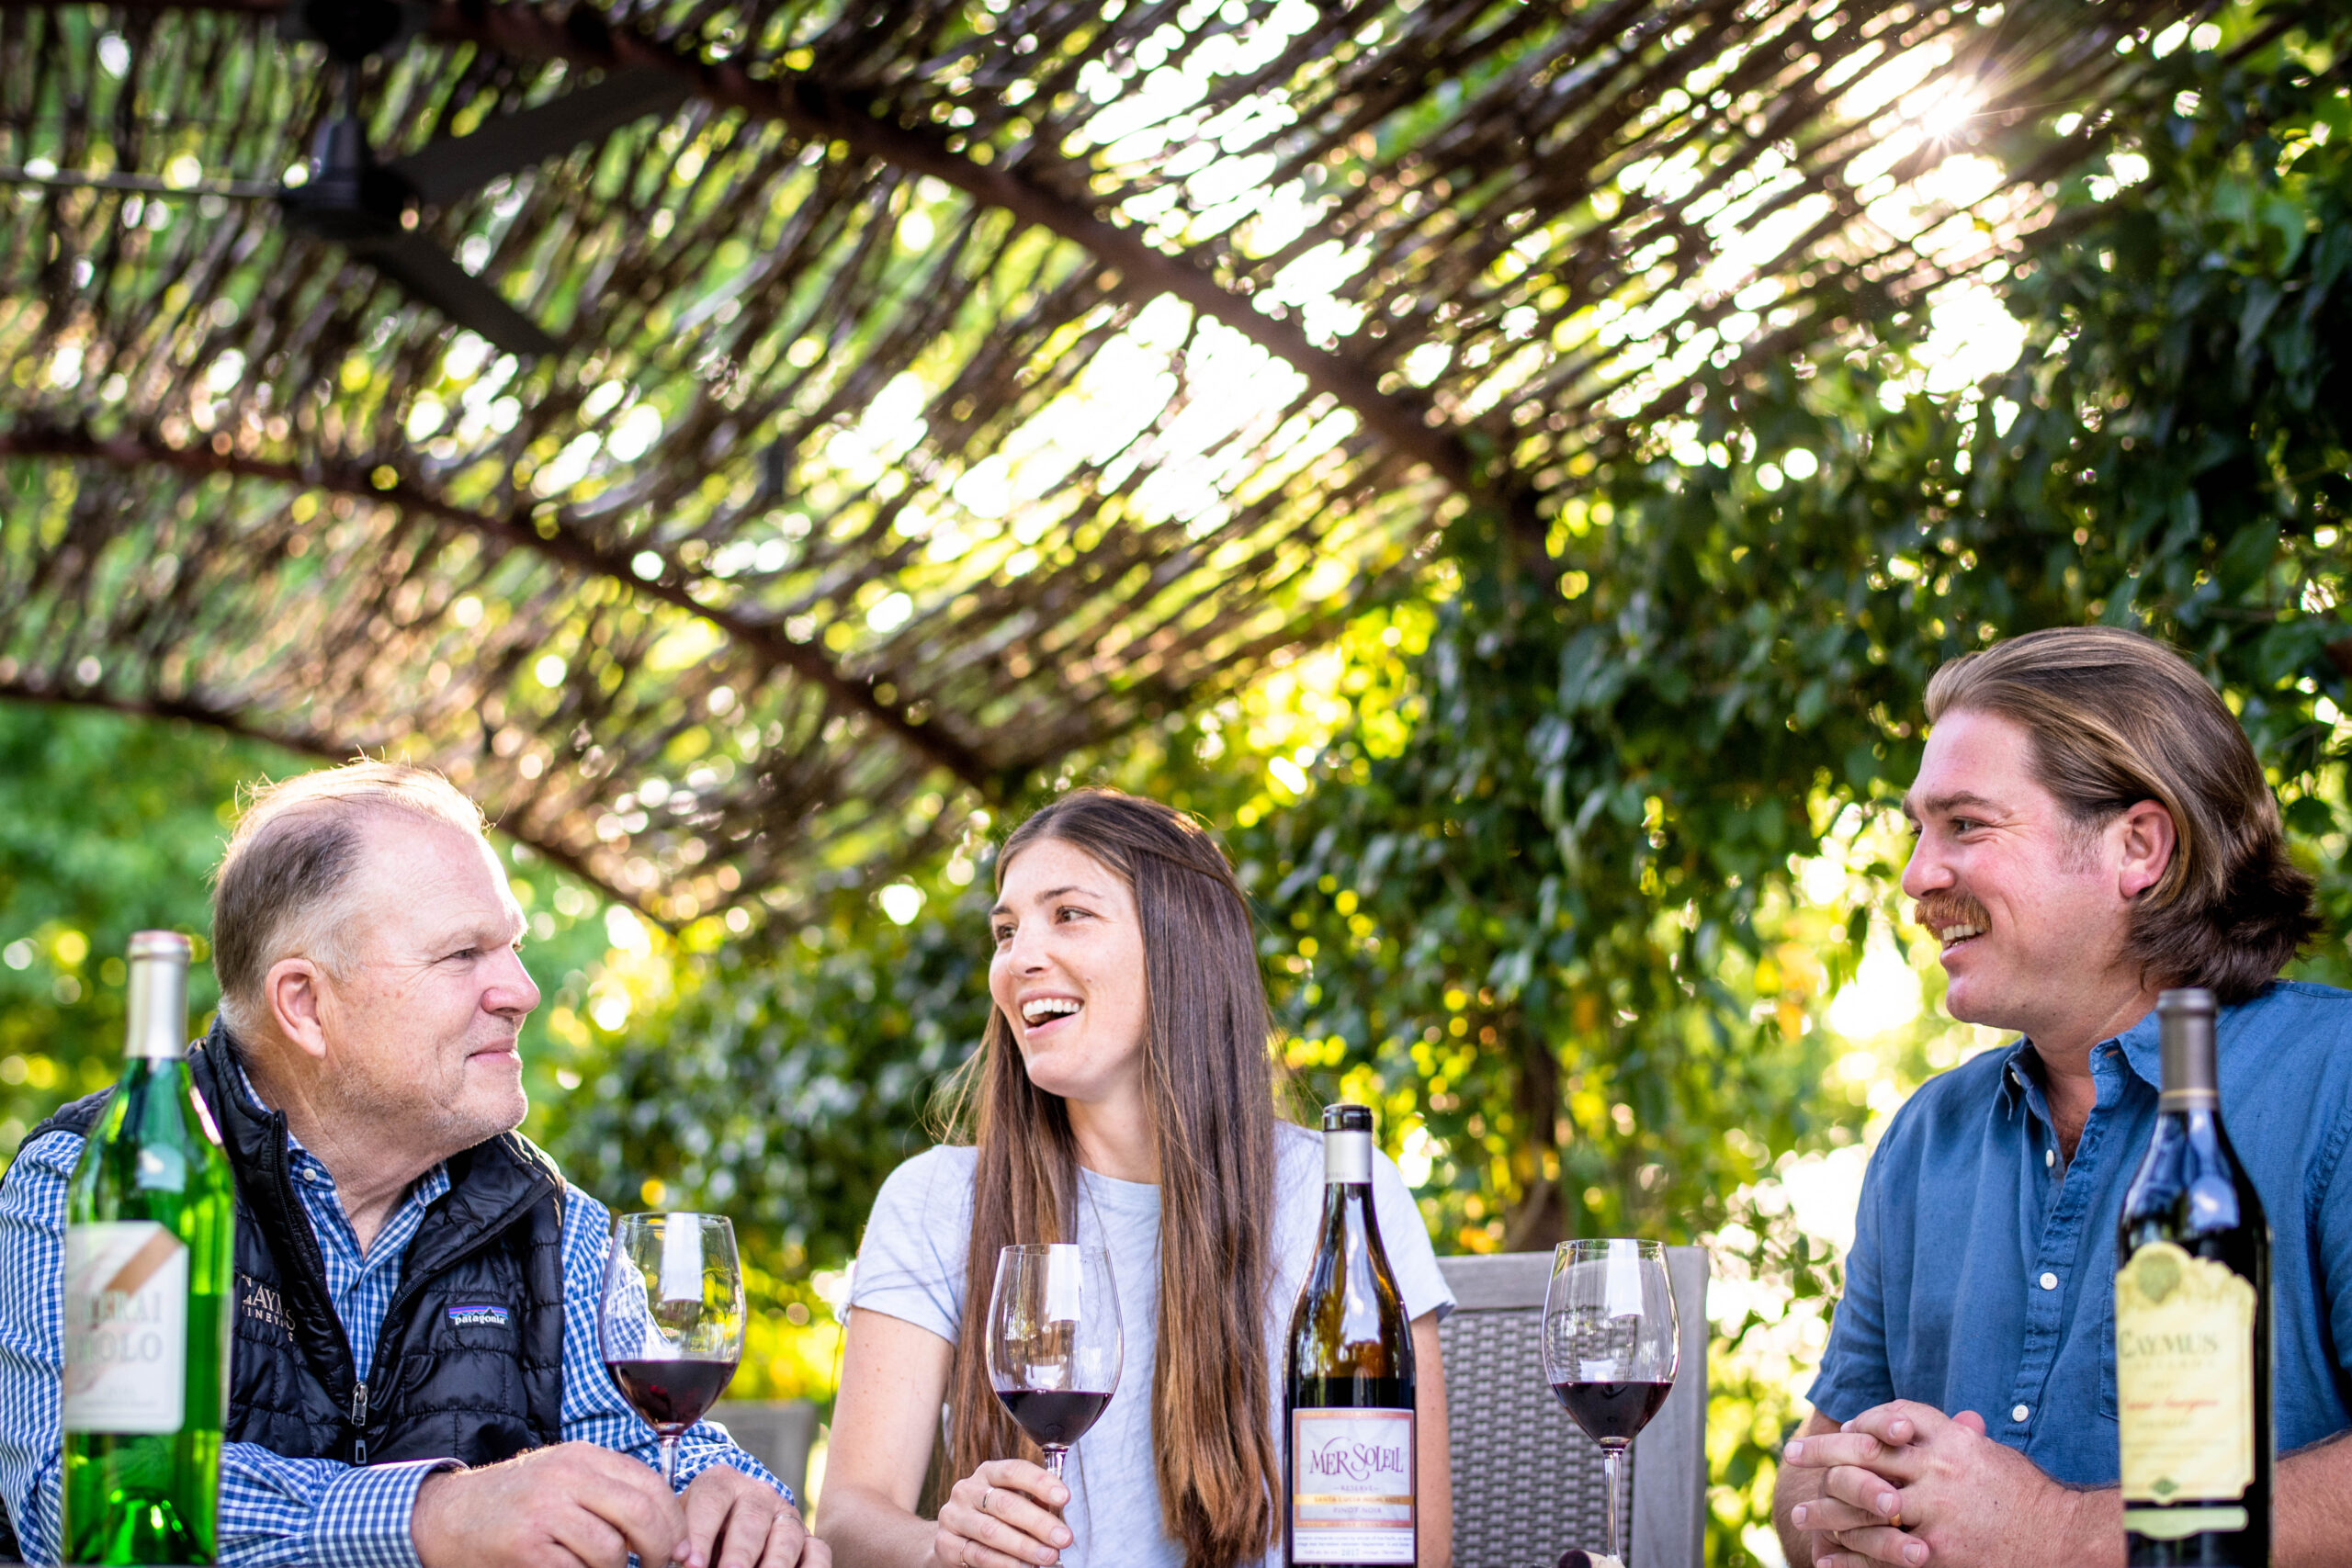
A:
933,1460,1072,1568
939,1243,1119,1568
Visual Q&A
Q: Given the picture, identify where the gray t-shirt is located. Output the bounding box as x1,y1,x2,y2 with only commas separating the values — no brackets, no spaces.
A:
848,1120,1454,1568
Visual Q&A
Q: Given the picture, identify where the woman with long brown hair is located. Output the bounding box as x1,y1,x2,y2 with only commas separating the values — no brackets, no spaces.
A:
819,789,1453,1568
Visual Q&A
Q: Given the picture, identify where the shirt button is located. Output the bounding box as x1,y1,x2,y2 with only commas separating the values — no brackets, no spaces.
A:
2044,1149,2055,1168
2012,1403,2031,1423
2040,1272,2058,1291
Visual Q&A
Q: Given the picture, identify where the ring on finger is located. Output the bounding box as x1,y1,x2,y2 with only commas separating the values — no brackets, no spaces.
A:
981,1485,996,1516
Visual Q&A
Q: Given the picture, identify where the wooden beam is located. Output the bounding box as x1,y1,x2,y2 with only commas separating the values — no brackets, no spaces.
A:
0,423,1001,791
0,676,660,917
0,0,1556,575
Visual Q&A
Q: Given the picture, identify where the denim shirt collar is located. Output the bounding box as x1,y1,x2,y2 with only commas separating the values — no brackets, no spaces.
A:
1987,1018,2165,1156
1994,1006,2167,1111
2112,1005,2164,1092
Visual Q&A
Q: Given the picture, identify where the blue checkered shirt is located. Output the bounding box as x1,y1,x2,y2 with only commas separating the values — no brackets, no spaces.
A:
0,1067,788,1568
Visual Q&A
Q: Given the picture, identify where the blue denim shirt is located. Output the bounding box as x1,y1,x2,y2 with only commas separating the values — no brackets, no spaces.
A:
1808,980,2352,1485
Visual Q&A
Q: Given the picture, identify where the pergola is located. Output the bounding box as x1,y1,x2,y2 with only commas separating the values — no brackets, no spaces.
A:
0,0,2181,920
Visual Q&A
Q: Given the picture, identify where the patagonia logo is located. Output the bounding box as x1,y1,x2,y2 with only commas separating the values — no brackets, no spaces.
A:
446,1303,511,1329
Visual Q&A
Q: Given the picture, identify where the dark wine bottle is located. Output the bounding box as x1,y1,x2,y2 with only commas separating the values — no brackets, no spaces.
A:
62,931,237,1566
1285,1104,1416,1567
2116,987,2271,1567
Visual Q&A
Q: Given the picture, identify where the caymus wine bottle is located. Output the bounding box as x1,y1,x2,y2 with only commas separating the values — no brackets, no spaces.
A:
2116,987,2272,1566
62,931,236,1565
1285,1103,1416,1566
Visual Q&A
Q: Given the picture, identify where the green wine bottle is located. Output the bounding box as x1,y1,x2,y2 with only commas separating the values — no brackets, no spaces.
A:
62,931,236,1566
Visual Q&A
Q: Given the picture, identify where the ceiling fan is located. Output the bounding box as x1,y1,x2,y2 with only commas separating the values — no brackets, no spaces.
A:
0,0,687,357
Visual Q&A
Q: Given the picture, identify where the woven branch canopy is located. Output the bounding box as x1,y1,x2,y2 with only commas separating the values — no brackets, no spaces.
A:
0,0,2181,921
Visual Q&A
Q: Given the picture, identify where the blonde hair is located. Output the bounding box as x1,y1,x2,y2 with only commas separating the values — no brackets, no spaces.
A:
211,761,488,1038
1925,626,2317,1001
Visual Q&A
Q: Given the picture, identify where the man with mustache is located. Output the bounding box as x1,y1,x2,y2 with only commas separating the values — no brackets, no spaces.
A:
0,762,828,1568
1772,627,2352,1567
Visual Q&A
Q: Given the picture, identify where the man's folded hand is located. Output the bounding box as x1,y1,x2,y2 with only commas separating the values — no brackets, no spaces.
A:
410,1443,827,1568
1783,1401,2120,1568
412,1441,691,1568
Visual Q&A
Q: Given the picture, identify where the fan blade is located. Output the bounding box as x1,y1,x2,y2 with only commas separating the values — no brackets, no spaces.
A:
387,67,691,209
349,232,561,357
0,164,275,199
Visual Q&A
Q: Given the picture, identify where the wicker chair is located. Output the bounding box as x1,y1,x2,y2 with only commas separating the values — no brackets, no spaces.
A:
1438,1247,1710,1568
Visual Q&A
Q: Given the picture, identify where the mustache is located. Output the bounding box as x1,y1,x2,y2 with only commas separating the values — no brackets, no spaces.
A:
1914,893,1990,931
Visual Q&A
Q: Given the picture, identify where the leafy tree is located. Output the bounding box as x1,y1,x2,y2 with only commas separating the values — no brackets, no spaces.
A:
0,705,280,1145
1235,13,2351,1556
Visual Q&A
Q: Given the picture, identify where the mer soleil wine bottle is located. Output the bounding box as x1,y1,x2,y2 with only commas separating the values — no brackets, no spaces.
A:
2116,987,2272,1567
62,931,236,1566
1285,1103,1416,1567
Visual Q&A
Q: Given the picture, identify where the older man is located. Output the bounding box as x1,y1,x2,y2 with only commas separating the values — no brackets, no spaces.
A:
0,762,826,1568
1773,627,2352,1567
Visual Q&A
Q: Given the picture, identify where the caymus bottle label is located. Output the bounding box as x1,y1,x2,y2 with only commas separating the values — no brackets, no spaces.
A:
1289,1407,1415,1563
2117,1242,2256,1513
63,1221,188,1434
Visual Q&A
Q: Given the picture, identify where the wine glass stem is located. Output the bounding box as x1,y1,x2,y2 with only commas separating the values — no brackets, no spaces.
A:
1042,1448,1071,1564
1603,1446,1624,1563
662,1431,682,1491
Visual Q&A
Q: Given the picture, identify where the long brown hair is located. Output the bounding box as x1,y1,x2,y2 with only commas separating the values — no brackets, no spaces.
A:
939,788,1283,1566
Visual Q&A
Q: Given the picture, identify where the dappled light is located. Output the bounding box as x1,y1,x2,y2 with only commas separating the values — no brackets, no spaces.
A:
1,0,2178,929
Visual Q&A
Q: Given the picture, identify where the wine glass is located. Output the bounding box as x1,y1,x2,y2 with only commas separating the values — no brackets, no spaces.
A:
1542,1239,1678,1565
987,1244,1123,1502
599,1212,746,1487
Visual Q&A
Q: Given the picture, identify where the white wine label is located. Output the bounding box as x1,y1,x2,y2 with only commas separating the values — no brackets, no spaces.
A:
1291,1407,1415,1564
62,1221,187,1434
2116,1241,2256,1505
1324,1131,1372,1185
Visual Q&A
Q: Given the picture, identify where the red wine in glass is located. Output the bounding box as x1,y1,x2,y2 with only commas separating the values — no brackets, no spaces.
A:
986,1240,1123,1562
1549,1379,1672,1445
607,1356,741,1432
598,1213,746,1486
996,1388,1114,1448
1542,1241,1679,1565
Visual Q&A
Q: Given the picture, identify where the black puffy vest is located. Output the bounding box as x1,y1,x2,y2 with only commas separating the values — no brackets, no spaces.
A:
27,1021,568,1469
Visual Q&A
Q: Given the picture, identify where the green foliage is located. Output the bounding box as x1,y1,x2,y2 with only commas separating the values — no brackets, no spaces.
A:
1215,17,2351,1562
0,705,275,1145
554,879,992,1281
1241,0,2352,1264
